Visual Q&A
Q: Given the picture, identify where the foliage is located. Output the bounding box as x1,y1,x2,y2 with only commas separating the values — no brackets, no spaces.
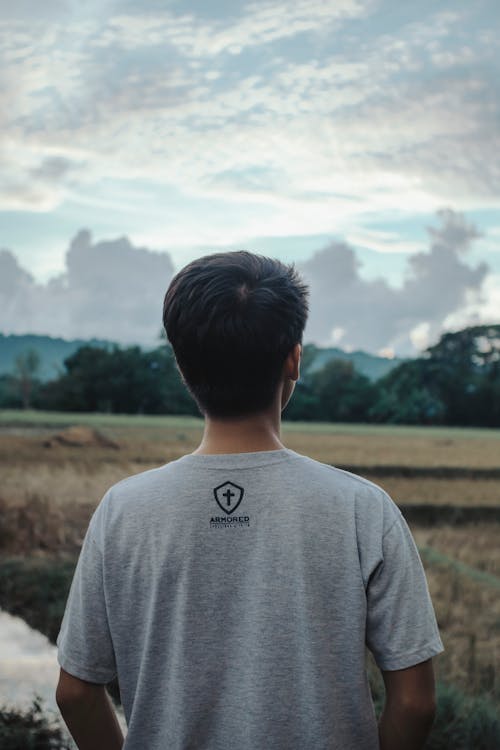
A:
425,681,500,750
308,358,379,422
281,380,321,420
0,557,75,644
2,323,499,425
13,348,41,410
36,343,198,416
0,348,43,409
367,672,500,750
0,696,71,749
425,324,500,370
368,358,446,424
374,324,500,427
0,374,23,408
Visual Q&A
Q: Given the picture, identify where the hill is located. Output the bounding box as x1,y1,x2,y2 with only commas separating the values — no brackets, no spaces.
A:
306,346,407,381
0,334,117,381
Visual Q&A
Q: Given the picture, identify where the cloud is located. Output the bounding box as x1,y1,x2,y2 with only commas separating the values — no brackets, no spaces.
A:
0,0,498,225
440,273,500,336
104,1,365,57
0,0,69,21
30,156,75,181
0,209,495,356
298,208,490,355
0,249,34,297
0,230,175,345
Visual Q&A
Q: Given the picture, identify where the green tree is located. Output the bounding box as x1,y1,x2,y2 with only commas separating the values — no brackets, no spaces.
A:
13,348,41,409
424,324,500,425
370,324,500,426
37,343,199,415
0,374,22,408
309,358,377,422
369,359,445,425
282,381,321,421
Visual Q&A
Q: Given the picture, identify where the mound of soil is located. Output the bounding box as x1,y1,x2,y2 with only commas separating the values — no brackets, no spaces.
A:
42,425,119,450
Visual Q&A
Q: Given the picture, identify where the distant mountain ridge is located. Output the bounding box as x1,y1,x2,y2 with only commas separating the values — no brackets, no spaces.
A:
0,333,407,382
306,346,408,381
0,333,118,381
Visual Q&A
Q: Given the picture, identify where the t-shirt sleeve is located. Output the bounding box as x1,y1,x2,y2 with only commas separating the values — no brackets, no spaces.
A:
365,511,444,671
56,495,117,683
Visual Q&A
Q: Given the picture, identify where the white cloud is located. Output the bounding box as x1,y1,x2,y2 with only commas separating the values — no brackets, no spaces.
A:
298,209,491,355
441,273,500,331
0,231,175,345
330,326,345,345
0,0,498,225
0,209,497,355
377,347,395,359
345,229,423,255
409,321,431,350
103,1,366,57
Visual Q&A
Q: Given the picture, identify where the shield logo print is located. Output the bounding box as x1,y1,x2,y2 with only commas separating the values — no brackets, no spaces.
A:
214,481,244,515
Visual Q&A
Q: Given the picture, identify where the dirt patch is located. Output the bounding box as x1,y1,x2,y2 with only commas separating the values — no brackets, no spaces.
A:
42,425,119,450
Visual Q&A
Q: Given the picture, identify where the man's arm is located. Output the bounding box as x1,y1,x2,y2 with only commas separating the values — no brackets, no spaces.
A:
56,668,124,750
378,659,437,750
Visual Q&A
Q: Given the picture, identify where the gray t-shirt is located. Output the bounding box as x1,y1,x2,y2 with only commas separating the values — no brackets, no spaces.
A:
57,447,444,749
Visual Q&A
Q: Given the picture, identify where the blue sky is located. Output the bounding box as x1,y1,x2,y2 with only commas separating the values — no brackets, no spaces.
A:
1,0,499,355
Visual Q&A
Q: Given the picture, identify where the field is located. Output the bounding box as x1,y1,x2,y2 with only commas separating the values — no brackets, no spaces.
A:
1,409,499,718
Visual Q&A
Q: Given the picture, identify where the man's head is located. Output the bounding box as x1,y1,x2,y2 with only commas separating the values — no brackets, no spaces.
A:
163,250,309,419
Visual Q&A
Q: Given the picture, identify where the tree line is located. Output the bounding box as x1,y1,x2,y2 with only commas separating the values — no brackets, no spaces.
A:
1,324,499,427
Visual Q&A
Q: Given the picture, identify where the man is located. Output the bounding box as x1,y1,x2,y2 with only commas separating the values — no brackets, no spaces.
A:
56,251,444,749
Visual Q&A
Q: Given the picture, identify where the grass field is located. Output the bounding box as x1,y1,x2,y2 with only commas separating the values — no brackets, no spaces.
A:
2,409,500,509
0,409,499,709
3,408,500,439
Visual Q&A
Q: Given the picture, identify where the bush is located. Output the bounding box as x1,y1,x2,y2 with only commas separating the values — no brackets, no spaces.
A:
0,557,75,643
0,696,71,749
367,651,500,749
426,681,500,750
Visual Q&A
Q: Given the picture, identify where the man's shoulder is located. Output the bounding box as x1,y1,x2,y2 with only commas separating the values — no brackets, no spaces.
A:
106,460,179,499
92,461,184,529
296,452,391,497
288,453,401,523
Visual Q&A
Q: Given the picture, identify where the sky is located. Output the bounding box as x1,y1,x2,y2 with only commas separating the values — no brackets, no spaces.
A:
1,0,499,356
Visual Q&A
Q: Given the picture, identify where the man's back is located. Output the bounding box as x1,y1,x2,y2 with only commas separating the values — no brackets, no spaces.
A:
57,447,444,750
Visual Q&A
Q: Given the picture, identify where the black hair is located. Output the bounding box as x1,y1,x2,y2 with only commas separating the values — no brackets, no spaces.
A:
162,250,309,418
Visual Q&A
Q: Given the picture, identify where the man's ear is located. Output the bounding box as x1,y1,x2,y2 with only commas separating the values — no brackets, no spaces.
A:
285,343,301,382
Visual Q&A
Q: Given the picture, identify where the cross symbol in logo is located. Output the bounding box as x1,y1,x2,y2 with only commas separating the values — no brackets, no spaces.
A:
222,488,235,507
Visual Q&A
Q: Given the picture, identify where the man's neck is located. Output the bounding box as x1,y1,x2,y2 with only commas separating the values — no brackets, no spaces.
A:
191,405,284,455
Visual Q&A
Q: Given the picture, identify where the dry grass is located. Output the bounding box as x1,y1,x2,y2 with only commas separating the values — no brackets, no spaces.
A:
2,430,498,511
280,429,500,468
0,494,93,557
413,524,500,578
1,416,499,703
0,454,147,511
425,562,499,701
2,408,500,466
365,476,500,506
410,524,500,703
